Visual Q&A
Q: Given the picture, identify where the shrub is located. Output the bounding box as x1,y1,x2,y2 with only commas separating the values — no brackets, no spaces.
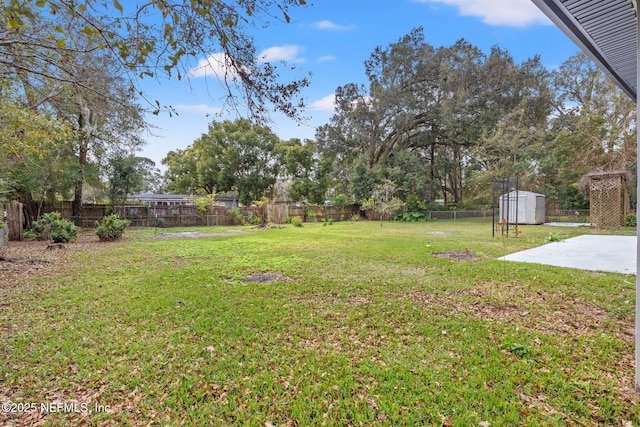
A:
290,216,304,227
405,194,425,212
327,218,334,225
331,194,348,206
32,212,78,243
95,214,131,241
626,213,636,227
228,207,244,224
246,211,262,225
408,211,427,222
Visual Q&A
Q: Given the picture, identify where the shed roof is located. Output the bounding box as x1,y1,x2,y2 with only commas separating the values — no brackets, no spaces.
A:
504,190,546,197
531,0,637,101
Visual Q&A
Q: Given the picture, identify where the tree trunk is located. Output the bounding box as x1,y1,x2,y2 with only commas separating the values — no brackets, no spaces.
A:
450,144,463,204
72,97,96,222
429,142,436,201
72,140,88,221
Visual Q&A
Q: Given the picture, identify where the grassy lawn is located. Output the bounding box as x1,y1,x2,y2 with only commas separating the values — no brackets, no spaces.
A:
1,218,638,426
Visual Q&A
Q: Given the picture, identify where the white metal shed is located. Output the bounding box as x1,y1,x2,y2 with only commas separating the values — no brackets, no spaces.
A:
499,191,546,225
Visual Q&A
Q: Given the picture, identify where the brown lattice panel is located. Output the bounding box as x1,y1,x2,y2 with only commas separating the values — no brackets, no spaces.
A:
588,172,628,228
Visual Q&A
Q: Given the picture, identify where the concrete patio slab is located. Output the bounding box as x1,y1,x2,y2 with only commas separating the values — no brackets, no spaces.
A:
499,235,636,275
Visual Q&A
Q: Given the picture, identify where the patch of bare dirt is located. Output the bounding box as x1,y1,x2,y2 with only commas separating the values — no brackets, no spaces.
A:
0,229,104,291
431,250,479,261
349,295,373,305
151,230,249,240
242,272,294,284
252,223,284,230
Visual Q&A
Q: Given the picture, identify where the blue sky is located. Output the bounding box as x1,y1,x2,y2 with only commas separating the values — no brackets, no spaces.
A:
139,0,581,168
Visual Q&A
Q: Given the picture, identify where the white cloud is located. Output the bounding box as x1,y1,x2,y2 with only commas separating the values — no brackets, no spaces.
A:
415,0,551,27
317,55,336,63
173,104,222,115
258,45,305,63
188,46,303,80
313,20,355,31
187,53,238,79
308,94,336,112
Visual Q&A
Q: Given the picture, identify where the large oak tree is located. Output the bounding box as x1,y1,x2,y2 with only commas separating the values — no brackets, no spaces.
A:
163,119,281,206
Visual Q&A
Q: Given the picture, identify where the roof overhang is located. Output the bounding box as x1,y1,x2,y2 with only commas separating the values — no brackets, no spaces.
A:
531,0,637,102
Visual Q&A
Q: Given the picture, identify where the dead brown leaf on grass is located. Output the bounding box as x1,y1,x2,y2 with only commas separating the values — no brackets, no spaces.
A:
407,284,634,342
408,286,637,405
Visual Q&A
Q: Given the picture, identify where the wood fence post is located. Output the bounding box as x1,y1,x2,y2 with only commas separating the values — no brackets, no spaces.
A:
7,202,24,241
0,203,6,246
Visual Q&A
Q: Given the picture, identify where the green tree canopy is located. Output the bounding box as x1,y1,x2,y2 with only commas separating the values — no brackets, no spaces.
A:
275,138,333,204
105,155,158,207
316,28,552,206
163,119,281,206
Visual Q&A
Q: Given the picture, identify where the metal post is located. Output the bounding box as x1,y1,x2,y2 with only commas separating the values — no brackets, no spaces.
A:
636,19,640,390
492,178,496,237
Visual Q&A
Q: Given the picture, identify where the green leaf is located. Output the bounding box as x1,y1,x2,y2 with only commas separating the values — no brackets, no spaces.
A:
113,0,124,14
80,26,96,36
35,0,47,7
7,17,25,29
56,38,66,48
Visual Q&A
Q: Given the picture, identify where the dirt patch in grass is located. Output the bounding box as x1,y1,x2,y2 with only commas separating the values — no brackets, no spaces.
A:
152,230,249,240
350,295,373,305
431,250,479,261
242,272,294,283
0,229,104,291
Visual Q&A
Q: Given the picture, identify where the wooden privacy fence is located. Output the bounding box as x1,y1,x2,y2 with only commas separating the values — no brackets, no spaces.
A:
71,205,263,228
287,204,360,222
31,202,365,227
24,202,534,229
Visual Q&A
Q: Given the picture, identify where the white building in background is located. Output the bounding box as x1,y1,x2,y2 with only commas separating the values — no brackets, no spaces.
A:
127,193,238,208
498,190,546,225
